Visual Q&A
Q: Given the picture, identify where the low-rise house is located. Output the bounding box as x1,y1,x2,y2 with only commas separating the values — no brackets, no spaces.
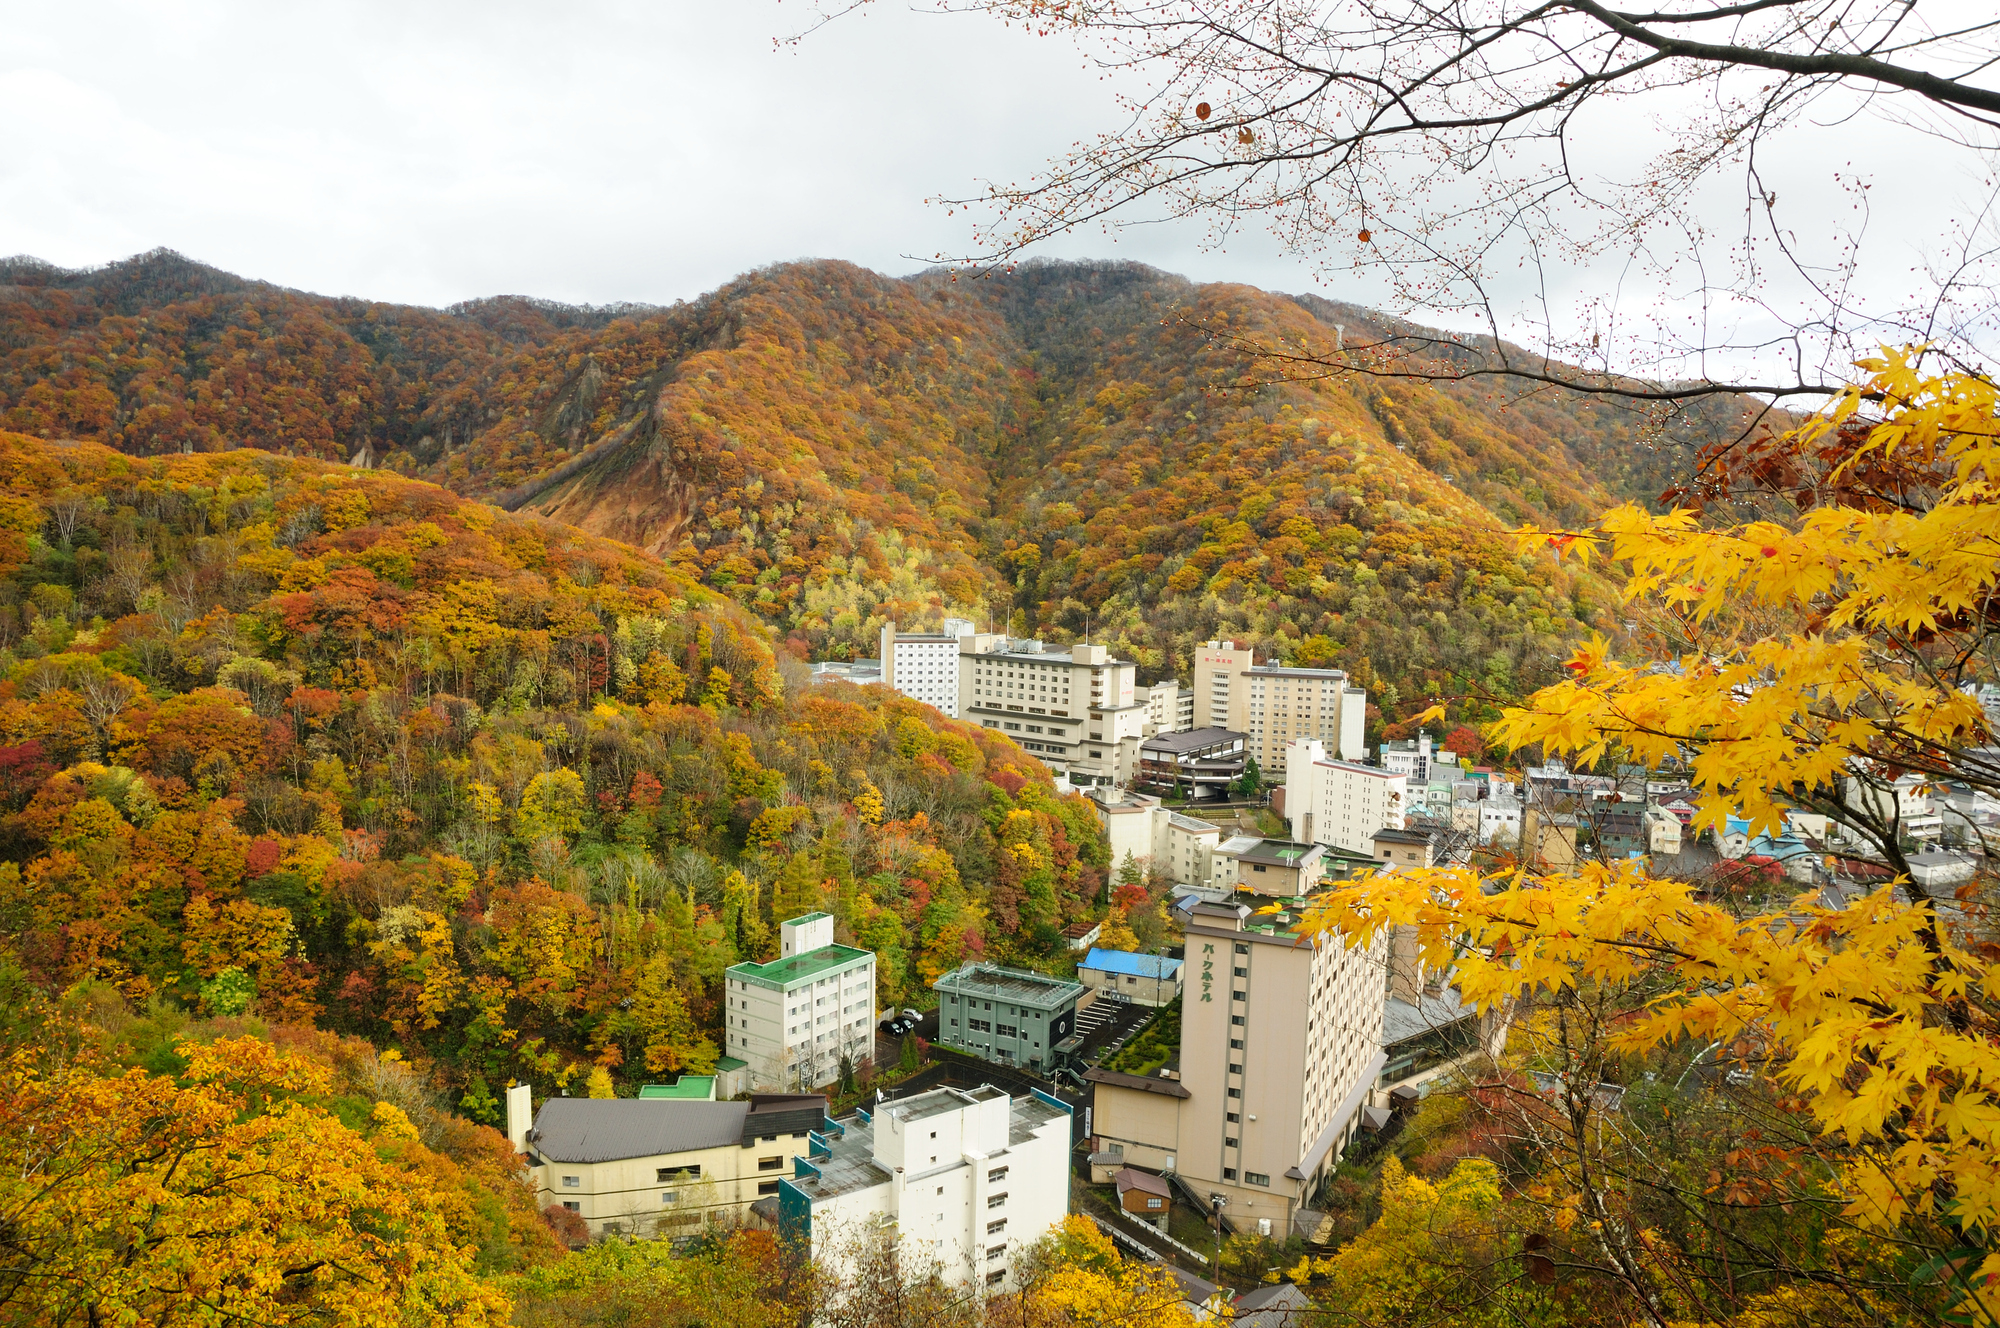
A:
1650,787,1700,825
1644,805,1683,855
1078,948,1184,1007
1082,1065,1191,1178
1596,808,1648,859
1167,1267,1229,1322
933,963,1086,1072
1370,826,1437,869
779,1085,1071,1292
1521,805,1580,869
509,1085,826,1238
1114,1166,1173,1229
1841,772,1946,847
1217,838,1327,895
1059,919,1103,952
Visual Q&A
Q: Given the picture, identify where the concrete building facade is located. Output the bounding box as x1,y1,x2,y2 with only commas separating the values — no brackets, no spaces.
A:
879,619,974,717
1284,739,1409,853
959,635,1147,788
780,1085,1071,1292
1092,787,1228,893
1239,664,1368,771
725,913,877,1092
1171,899,1386,1232
1138,727,1249,797
1192,641,1368,769
1145,680,1194,736
510,1086,826,1238
933,963,1086,1072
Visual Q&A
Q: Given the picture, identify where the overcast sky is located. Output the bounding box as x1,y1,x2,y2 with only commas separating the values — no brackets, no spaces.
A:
2,0,1317,308
4,0,1993,380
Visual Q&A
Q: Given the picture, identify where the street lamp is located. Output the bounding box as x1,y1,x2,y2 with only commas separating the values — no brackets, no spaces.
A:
1210,1193,1228,1277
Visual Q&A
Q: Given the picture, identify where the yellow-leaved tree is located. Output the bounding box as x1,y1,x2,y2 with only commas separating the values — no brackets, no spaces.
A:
1003,1215,1204,1328
1300,351,2000,1325
0,1034,509,1327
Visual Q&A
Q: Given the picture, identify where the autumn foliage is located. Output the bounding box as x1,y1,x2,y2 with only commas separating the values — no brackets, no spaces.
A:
1307,354,2000,1323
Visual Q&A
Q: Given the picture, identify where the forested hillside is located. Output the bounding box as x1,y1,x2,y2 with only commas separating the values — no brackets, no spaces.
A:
0,248,1759,726
0,432,1107,1120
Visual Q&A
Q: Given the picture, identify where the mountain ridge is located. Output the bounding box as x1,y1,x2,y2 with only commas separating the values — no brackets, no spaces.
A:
0,249,1765,723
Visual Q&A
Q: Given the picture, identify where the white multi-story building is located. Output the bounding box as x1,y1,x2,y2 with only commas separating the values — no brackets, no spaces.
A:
1379,734,1435,782
1145,680,1193,736
1478,795,1523,846
1284,739,1408,854
959,635,1148,788
1841,771,1946,847
778,1085,1071,1292
1092,787,1227,892
879,618,975,717
725,914,877,1092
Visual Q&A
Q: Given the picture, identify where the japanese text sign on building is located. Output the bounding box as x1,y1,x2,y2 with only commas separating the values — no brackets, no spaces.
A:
1200,942,1215,1002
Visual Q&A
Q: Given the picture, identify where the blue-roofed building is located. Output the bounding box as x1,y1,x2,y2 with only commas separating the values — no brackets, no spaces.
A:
1077,947,1184,1007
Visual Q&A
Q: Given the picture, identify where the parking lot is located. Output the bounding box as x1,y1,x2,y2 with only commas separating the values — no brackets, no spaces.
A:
872,1007,938,1072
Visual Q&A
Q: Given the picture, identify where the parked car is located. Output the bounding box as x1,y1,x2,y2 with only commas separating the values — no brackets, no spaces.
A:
878,1014,917,1036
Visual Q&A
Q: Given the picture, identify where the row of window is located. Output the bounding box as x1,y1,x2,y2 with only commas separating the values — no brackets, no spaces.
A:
1219,1169,1272,1186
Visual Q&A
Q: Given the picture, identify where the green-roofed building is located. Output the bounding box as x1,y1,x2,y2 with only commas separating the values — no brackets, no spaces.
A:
639,1076,717,1100
725,913,878,1093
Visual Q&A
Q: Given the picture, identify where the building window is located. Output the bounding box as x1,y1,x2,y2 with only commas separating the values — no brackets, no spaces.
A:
988,1218,1008,1235
987,1270,1008,1286
661,1191,679,1204
1228,1063,1243,1075
1246,1172,1271,1187
1227,1087,1242,1098
562,1176,580,1188
1234,943,1249,955
1230,1015,1246,1026
658,1165,701,1182
1226,1112,1240,1123
1224,1136,1239,1147
1147,1198,1163,1210
563,1200,581,1212
988,1193,1008,1209
759,1156,783,1171
1233,967,1247,978
1222,1169,1237,1182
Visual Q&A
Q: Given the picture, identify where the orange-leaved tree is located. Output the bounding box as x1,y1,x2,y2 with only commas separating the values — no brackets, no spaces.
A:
1302,350,2000,1324
0,1034,510,1327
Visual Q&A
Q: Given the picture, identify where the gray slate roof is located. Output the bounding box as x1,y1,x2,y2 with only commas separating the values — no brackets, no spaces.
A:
1233,1284,1315,1328
530,1099,749,1163
1383,987,1477,1045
